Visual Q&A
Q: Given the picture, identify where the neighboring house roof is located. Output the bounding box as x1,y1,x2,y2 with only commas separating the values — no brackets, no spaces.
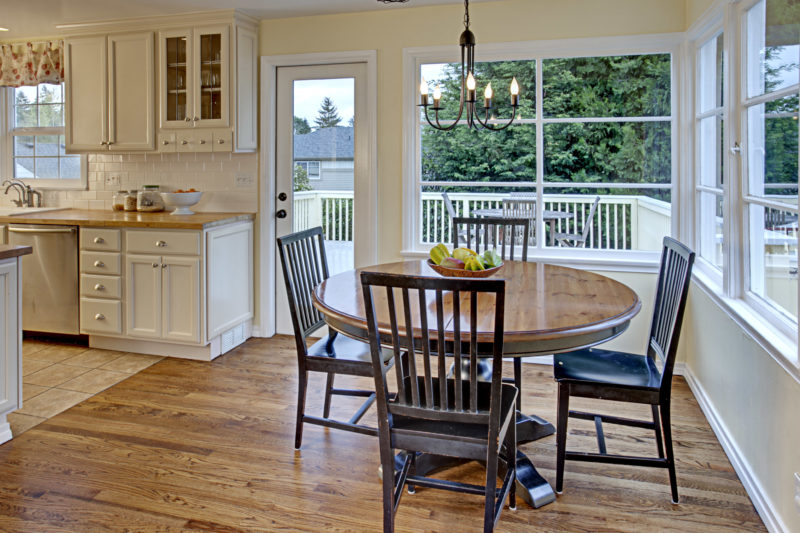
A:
294,126,353,160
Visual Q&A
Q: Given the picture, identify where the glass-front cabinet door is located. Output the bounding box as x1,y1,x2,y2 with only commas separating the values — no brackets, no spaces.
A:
159,26,229,129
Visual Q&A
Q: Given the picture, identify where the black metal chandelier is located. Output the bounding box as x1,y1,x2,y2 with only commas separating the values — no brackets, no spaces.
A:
418,0,519,131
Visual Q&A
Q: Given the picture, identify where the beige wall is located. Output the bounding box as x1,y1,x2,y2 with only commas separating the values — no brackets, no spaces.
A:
260,0,686,263
680,286,800,532
686,0,718,27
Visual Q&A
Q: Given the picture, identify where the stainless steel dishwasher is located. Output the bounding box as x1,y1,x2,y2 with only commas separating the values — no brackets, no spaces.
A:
8,224,79,334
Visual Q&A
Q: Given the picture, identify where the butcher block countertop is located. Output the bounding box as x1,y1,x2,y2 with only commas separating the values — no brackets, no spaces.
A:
0,245,33,260
0,209,254,230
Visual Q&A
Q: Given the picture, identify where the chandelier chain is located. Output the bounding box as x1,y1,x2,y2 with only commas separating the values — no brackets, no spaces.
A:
464,0,470,30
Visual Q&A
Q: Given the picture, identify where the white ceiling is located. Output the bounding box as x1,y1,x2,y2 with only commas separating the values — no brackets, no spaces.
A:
2,0,491,40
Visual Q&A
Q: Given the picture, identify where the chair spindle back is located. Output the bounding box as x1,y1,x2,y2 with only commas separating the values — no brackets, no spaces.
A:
451,216,530,261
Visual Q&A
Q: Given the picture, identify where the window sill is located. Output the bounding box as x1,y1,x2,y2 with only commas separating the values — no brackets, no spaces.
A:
691,268,800,385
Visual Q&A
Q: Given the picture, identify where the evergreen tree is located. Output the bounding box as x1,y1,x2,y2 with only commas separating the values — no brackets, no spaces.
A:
293,116,311,135
293,164,313,192
314,97,342,129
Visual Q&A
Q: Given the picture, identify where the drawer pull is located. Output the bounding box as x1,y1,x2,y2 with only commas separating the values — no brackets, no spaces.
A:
156,240,167,247
199,139,206,145
181,140,189,145
94,260,105,268
162,263,168,269
94,284,105,291
93,237,105,244
152,263,159,268
94,313,106,321
217,138,225,144
162,139,170,145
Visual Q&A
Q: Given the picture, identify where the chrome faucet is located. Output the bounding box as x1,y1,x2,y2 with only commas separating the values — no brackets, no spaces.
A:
2,179,41,207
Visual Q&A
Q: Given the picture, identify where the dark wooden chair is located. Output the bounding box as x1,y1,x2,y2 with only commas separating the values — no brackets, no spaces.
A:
553,237,695,502
277,227,392,449
360,272,517,533
451,216,529,410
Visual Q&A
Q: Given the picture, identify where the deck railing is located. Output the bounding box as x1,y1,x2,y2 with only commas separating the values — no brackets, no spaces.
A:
294,190,672,250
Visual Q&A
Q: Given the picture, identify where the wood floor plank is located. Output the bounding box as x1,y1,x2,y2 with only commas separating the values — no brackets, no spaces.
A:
0,336,765,532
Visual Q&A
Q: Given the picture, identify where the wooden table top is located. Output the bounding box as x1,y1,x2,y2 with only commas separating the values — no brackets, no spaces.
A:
313,260,641,356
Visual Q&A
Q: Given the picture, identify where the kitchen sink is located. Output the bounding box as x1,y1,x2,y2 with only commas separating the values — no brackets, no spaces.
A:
0,207,66,216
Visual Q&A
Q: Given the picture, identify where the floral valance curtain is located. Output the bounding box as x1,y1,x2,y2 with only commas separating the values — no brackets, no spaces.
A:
0,41,64,88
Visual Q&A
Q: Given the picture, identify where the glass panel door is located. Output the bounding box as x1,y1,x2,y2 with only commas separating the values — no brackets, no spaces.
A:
165,36,188,122
199,33,222,121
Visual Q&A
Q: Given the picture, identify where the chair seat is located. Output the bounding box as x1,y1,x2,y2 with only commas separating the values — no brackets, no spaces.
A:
554,348,661,389
307,333,393,365
553,231,582,242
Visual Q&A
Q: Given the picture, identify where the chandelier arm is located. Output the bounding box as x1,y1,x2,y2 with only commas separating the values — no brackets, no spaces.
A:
471,106,518,131
422,106,460,131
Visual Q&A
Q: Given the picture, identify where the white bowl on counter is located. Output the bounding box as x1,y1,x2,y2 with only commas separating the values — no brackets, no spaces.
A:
160,192,203,215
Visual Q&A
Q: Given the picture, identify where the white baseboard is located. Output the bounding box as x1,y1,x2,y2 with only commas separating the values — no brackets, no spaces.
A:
683,366,787,533
0,418,11,445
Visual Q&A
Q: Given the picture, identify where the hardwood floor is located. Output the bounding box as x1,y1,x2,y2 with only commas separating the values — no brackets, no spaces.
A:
0,336,765,532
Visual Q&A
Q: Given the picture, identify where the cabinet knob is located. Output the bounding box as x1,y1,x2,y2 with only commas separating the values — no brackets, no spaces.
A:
107,141,114,145
156,240,167,247
100,141,108,146
181,140,189,145
217,139,225,144
94,313,106,321
162,263,168,269
162,140,170,145
199,139,206,145
94,284,105,291
193,116,199,122
93,237,105,244
94,260,105,268
184,117,192,123
152,263,159,268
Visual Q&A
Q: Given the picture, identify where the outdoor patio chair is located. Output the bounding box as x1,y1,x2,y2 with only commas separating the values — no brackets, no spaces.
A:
553,237,695,502
553,195,600,248
277,226,393,448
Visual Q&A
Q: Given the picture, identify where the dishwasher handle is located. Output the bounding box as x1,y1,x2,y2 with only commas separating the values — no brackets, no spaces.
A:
8,226,76,234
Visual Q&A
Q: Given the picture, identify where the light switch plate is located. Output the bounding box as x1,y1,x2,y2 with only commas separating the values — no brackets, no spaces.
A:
105,175,120,187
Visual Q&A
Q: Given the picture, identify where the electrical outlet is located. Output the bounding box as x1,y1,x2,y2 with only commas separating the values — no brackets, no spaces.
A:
105,175,120,187
235,174,254,188
794,472,800,513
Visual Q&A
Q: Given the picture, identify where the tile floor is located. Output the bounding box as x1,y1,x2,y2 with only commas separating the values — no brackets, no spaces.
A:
7,340,164,436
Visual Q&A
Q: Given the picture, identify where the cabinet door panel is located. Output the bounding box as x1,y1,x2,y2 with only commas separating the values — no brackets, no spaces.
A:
65,36,108,151
193,25,229,127
108,32,155,151
162,256,200,343
0,260,19,416
126,255,161,338
234,25,257,151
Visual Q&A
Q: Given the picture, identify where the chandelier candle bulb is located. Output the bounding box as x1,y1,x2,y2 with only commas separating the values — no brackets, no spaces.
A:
433,84,442,108
484,83,493,108
466,72,476,102
510,77,520,107
419,77,429,106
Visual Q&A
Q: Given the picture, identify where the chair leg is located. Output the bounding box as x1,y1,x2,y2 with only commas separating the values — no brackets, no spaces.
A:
660,402,679,503
555,382,570,493
323,372,335,419
508,413,517,511
513,358,522,411
484,444,499,533
381,448,397,533
294,370,309,449
652,404,665,458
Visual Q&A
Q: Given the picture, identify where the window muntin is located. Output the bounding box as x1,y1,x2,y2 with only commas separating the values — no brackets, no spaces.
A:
8,83,81,182
743,0,799,322
418,53,673,252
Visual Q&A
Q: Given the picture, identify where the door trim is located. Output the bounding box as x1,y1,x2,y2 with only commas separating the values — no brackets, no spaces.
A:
258,50,378,337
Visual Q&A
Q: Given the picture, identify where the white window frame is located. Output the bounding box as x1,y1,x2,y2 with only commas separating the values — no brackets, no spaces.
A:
0,86,87,190
297,160,321,180
402,33,683,272
687,0,799,376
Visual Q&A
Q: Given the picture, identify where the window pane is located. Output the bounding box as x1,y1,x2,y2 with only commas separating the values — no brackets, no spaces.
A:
699,192,724,269
13,136,34,156
38,104,63,127
543,121,671,184
747,0,800,98
13,157,35,178
14,105,36,128
698,33,724,113
38,83,62,103
543,187,670,251
749,204,798,320
542,54,671,118
421,59,535,121
35,158,59,179
36,135,60,157
698,116,724,188
747,95,799,205
60,157,81,179
421,124,536,183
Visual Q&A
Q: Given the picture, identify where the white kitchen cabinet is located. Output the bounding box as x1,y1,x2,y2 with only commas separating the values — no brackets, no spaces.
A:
0,257,22,445
65,32,155,152
159,26,229,130
126,254,200,343
80,228,123,336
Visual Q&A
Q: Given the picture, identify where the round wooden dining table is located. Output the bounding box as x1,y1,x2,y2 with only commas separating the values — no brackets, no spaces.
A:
312,259,641,508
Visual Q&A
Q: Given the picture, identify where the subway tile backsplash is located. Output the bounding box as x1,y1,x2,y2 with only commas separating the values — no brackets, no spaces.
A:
7,152,258,213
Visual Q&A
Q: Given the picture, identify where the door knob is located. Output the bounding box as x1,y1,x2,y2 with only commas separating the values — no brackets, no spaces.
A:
276,209,287,219
278,192,287,201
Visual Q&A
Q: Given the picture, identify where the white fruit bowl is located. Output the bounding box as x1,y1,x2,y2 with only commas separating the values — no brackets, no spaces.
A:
161,192,202,215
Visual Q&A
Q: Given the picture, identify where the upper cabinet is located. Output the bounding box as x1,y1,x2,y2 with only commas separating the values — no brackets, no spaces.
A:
65,32,155,152
62,11,258,154
160,26,229,129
